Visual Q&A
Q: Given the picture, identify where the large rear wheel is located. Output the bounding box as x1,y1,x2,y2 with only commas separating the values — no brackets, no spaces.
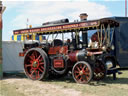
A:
24,48,49,80
72,61,93,84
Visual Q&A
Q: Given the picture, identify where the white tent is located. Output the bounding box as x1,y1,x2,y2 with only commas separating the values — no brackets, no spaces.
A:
2,41,24,73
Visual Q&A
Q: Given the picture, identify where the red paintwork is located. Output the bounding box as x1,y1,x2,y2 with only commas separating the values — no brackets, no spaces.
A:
19,52,25,57
53,59,64,68
68,51,79,62
19,49,28,57
48,46,68,55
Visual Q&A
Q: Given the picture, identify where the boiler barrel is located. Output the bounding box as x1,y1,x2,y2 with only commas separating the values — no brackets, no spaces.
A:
68,50,87,62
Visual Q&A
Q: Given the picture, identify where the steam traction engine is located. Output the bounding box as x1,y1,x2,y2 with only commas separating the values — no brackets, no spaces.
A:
13,16,123,84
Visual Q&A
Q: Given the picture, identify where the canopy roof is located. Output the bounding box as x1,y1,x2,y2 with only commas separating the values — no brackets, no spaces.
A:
13,17,119,35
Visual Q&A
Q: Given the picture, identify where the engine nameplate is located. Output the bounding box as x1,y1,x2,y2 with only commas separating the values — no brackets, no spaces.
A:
53,59,64,68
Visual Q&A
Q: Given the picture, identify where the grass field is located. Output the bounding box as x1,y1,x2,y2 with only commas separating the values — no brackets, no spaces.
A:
0,70,128,96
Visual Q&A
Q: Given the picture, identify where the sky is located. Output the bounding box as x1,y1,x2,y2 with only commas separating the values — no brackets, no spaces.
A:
2,0,127,41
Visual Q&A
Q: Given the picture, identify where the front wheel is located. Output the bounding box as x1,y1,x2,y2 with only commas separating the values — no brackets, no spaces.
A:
24,48,49,80
72,61,93,84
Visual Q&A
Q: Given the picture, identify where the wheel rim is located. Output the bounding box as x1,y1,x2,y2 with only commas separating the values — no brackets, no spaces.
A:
93,60,106,81
72,62,92,84
24,50,45,80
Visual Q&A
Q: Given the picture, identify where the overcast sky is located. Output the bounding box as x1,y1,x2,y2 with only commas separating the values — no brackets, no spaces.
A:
2,0,126,41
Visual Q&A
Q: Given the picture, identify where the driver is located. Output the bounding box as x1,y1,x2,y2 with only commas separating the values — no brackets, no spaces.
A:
67,39,70,45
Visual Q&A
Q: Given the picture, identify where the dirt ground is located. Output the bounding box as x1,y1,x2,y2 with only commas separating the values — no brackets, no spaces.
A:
1,78,82,96
0,70,128,96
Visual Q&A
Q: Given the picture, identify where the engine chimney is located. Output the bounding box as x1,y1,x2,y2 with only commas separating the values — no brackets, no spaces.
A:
79,13,88,21
79,13,88,48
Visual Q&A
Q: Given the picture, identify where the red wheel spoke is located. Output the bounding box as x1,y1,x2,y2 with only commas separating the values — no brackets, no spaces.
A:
30,60,33,64
84,70,90,73
25,64,32,67
84,70,89,73
75,74,80,79
82,65,86,71
36,70,40,79
29,55,34,60
30,70,35,78
37,55,41,60
74,71,79,73
31,52,36,60
76,66,80,71
33,51,38,59
39,68,43,72
79,76,82,81
84,72,89,75
40,62,44,65
80,64,82,70
85,68,89,73
39,58,43,62
41,66,44,70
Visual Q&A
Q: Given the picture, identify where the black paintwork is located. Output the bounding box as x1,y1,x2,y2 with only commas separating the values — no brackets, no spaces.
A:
109,17,128,68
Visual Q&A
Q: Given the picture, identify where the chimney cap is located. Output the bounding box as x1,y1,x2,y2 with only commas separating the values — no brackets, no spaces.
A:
79,13,88,21
80,13,88,16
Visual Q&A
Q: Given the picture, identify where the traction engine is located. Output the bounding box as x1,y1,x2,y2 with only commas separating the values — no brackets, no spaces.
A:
15,15,120,84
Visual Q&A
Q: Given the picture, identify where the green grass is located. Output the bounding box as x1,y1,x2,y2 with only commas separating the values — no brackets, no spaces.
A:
0,71,128,96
